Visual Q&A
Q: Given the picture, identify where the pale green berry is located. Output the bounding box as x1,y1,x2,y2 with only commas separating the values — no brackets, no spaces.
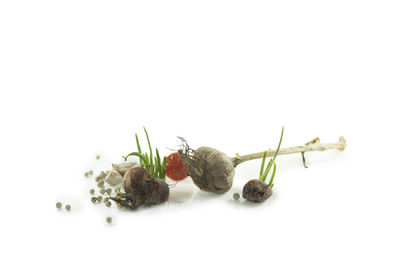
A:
56,202,62,209
233,193,240,200
65,204,71,211
106,217,112,224
90,189,95,195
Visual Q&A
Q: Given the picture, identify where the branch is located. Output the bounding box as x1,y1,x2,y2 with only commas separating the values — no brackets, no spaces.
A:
231,136,346,167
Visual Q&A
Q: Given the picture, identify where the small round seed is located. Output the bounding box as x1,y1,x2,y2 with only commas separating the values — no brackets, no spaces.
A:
88,170,94,176
91,197,97,203
65,204,71,211
97,181,105,188
97,196,103,201
84,172,89,177
233,193,241,201
105,201,112,207
106,217,112,224
96,155,100,160
100,188,105,194
95,177,103,182
106,188,112,194
90,189,95,195
56,202,62,209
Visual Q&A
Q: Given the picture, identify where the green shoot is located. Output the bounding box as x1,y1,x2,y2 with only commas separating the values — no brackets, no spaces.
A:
259,127,284,186
143,127,154,174
124,152,149,165
135,134,143,165
124,127,167,180
259,151,267,179
268,162,277,187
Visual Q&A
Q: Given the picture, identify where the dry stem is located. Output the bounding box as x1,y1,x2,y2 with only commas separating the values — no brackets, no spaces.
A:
231,136,346,167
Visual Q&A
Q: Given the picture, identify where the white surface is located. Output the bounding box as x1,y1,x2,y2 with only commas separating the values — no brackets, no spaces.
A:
1,1,399,265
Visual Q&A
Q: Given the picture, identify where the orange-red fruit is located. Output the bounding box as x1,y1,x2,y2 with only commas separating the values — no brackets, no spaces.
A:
166,152,188,181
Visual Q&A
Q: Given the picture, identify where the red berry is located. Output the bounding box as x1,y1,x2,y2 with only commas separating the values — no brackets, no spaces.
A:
166,152,188,181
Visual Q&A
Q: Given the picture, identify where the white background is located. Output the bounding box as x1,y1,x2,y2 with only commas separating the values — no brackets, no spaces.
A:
1,0,399,265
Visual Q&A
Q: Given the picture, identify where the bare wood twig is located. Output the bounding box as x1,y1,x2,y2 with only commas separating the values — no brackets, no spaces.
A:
232,136,346,167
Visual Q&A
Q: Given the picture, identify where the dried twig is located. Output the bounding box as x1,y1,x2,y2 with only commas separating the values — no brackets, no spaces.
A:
232,136,346,167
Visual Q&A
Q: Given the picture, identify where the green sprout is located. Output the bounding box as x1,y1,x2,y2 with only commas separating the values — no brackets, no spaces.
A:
259,127,284,188
123,127,167,180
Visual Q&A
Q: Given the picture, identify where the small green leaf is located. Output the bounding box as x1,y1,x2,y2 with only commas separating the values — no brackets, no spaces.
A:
156,149,161,169
154,148,161,178
144,153,150,168
270,126,284,167
268,162,277,187
161,157,167,180
259,151,267,181
257,127,284,184
135,133,143,165
124,152,147,164
262,159,273,182
263,159,273,182
264,127,284,182
143,127,153,169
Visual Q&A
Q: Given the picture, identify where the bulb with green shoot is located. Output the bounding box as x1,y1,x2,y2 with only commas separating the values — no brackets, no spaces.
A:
242,127,284,202
108,127,169,210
